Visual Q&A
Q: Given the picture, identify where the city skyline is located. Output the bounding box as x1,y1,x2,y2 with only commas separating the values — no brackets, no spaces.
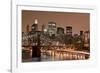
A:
22,10,90,62
22,10,90,34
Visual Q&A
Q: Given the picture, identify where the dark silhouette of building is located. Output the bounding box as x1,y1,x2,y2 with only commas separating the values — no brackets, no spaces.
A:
80,31,83,36
57,27,64,34
42,24,45,32
79,31,84,50
32,31,41,60
26,25,30,33
66,26,72,36
65,26,72,45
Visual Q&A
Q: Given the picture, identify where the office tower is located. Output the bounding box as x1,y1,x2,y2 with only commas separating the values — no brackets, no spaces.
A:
66,26,72,36
31,19,38,31
57,27,64,35
47,21,57,37
80,31,84,42
42,24,45,32
84,31,90,48
79,31,84,50
65,26,72,45
26,25,29,33
80,31,83,36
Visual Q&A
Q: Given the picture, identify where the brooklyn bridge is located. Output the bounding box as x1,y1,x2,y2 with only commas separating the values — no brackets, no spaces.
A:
22,30,90,62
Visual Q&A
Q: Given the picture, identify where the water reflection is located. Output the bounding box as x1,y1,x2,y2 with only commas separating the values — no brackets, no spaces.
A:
22,46,89,62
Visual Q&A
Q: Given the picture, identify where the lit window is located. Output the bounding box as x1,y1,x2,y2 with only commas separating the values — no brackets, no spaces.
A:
44,29,47,32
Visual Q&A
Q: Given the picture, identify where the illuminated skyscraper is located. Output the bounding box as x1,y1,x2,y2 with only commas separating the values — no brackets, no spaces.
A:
47,21,57,37
31,19,38,31
84,31,90,48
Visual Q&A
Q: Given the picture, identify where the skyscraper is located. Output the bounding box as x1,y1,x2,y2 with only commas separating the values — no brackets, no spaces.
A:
66,26,72,36
65,26,72,44
79,31,84,50
84,31,90,48
47,21,57,37
41,24,45,32
57,27,64,35
26,25,29,33
31,19,38,31
80,31,84,41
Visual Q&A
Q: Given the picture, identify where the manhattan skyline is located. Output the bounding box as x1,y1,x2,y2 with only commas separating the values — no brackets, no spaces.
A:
22,10,90,34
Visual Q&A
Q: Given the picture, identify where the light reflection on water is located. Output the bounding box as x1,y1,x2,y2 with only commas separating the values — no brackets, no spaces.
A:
22,47,89,62
40,49,86,61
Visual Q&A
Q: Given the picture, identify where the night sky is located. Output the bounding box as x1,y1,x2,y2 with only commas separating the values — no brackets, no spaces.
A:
22,10,90,34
